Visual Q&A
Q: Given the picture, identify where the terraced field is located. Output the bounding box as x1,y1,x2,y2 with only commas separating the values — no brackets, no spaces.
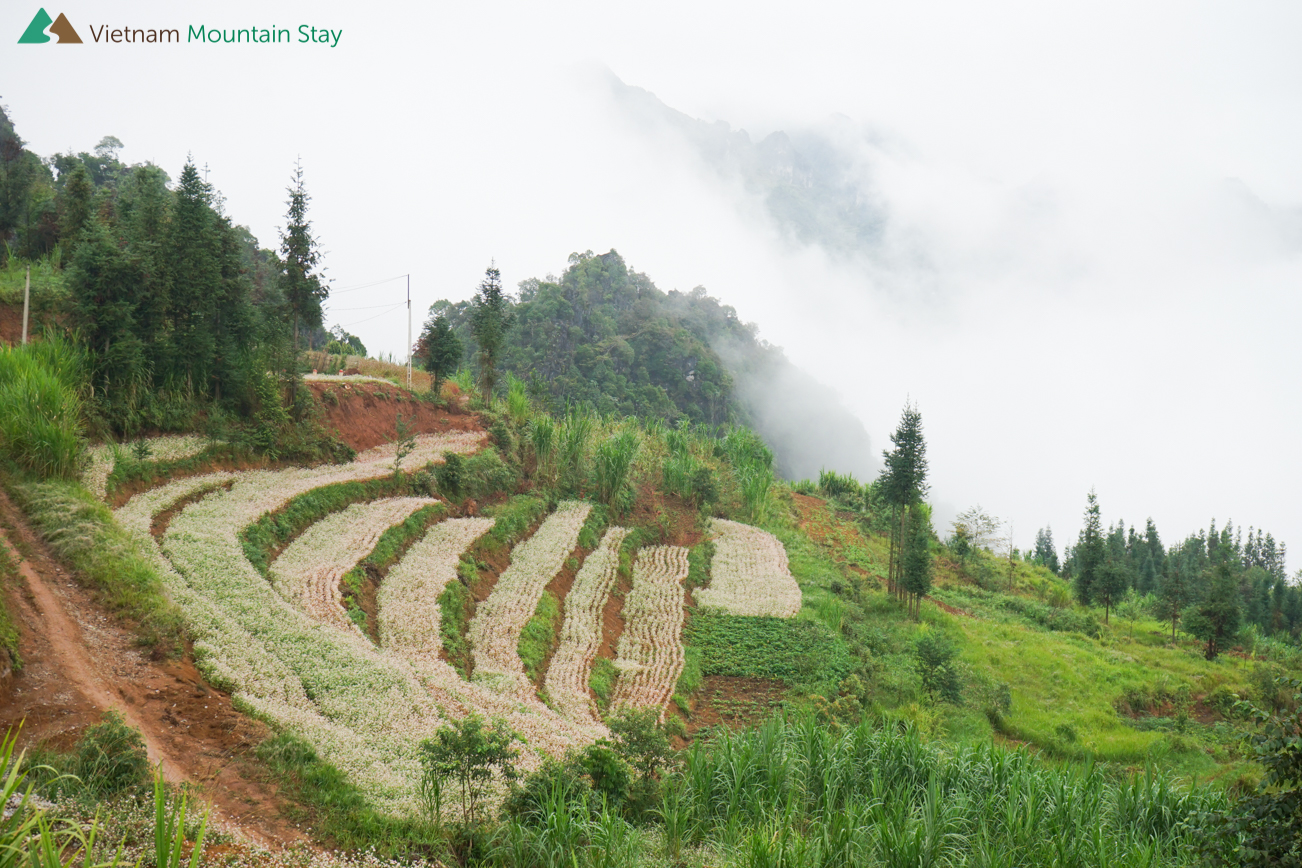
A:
107,432,801,816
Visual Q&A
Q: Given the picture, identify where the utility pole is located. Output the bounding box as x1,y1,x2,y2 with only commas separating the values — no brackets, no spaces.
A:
21,265,30,345
406,274,412,389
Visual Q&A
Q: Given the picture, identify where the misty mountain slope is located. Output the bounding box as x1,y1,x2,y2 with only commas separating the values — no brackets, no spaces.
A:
426,249,876,480
607,74,888,258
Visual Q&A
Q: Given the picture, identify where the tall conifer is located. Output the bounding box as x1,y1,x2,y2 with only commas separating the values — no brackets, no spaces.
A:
279,160,326,353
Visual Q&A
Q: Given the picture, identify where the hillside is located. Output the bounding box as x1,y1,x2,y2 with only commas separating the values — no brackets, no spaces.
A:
1,356,1295,864
424,249,878,481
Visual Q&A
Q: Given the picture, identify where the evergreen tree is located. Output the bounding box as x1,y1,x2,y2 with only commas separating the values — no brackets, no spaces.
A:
57,163,95,258
1073,490,1106,606
416,313,463,397
166,160,221,393
279,160,326,352
901,505,934,618
1160,551,1197,641
880,403,928,600
1186,564,1242,660
1032,526,1060,573
469,263,510,399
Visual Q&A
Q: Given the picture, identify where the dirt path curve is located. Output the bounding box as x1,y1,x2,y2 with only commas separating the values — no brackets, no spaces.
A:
3,537,184,783
0,491,306,850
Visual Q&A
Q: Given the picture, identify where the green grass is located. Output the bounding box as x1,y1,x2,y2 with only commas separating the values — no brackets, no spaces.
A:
589,657,617,712
0,339,87,480
339,501,449,640
481,495,548,550
0,257,67,306
103,442,244,500
439,579,472,678
685,608,851,688
0,542,22,671
518,590,562,683
956,607,1259,775
10,479,186,653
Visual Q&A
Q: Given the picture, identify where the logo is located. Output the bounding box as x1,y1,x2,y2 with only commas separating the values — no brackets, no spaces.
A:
18,8,81,43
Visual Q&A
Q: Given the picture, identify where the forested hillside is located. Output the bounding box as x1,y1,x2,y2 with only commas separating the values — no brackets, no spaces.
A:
421,250,877,480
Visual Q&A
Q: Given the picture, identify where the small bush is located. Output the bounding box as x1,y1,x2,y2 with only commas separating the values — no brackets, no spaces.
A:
69,711,150,798
589,657,617,711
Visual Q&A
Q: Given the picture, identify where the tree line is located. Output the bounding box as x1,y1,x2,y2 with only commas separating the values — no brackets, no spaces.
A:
1062,490,1295,657
0,103,329,435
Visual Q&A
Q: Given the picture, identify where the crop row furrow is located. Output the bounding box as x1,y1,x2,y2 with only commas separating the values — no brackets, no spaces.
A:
269,497,436,634
612,545,689,716
468,501,592,699
545,527,629,722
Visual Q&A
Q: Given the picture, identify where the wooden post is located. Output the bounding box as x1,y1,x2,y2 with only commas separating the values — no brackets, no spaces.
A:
21,265,31,345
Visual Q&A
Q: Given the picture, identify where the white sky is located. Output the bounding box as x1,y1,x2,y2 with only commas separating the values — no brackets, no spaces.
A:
3,0,1300,562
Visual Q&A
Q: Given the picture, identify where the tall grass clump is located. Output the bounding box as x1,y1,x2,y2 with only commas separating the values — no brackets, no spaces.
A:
557,408,594,488
721,427,775,523
593,430,639,508
530,415,557,482
673,715,1224,868
506,375,532,426
0,338,87,479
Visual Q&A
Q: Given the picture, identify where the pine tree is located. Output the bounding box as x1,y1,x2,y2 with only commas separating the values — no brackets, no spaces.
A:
57,163,95,258
279,160,326,353
417,313,463,398
167,160,221,393
470,264,510,399
1074,489,1105,606
1033,526,1060,573
901,505,934,618
1186,564,1242,660
880,403,928,599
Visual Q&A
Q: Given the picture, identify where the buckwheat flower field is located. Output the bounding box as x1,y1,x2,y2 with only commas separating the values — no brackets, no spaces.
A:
467,501,591,700
694,518,802,618
270,497,436,634
612,545,690,715
85,433,212,500
544,526,629,722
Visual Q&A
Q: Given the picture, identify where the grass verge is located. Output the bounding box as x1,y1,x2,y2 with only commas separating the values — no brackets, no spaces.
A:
9,478,186,653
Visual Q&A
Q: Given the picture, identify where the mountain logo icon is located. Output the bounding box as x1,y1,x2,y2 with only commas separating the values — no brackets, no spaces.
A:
18,8,82,43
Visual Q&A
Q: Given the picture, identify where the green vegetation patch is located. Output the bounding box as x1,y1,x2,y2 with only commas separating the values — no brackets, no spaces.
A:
481,494,548,550
589,657,617,712
12,479,186,653
340,502,449,637
936,584,1103,638
103,442,240,499
686,608,851,687
439,579,471,678
518,590,561,683
240,475,423,576
0,542,22,671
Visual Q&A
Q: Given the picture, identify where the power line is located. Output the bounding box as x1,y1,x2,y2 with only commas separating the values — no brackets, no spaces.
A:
336,302,406,328
330,274,409,295
325,301,406,312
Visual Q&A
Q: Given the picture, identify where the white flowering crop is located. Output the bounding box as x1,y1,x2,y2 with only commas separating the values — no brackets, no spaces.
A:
612,545,689,716
85,433,212,500
303,373,394,385
112,437,610,815
270,497,437,635
379,517,494,660
694,518,801,618
468,501,591,700
545,527,628,723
